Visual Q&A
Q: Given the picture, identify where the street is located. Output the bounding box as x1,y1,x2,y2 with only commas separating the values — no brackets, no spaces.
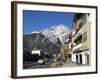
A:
23,61,88,69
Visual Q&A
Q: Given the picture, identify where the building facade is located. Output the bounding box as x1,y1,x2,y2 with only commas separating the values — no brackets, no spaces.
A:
71,13,91,65
63,32,72,62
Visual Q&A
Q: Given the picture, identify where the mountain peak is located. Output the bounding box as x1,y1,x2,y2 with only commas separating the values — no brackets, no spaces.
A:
31,31,41,34
48,24,68,30
30,24,69,44
42,24,69,44
56,24,66,28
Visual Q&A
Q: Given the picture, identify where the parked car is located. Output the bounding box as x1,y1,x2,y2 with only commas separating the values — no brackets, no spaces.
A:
38,59,45,64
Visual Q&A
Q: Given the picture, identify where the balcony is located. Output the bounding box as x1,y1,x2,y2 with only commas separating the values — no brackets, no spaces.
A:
72,14,86,38
72,43,82,51
72,29,81,41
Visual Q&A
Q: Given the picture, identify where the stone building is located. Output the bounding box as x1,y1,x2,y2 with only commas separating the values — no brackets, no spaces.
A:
71,13,91,65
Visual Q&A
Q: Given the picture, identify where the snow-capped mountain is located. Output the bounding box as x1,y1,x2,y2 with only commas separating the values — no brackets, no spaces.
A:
31,31,41,34
41,24,69,45
31,24,69,45
23,24,69,54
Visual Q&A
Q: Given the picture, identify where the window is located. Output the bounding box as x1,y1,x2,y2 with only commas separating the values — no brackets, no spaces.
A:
82,32,87,42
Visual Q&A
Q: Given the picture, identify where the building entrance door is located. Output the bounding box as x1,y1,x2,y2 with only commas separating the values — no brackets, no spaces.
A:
79,54,82,64
76,55,78,64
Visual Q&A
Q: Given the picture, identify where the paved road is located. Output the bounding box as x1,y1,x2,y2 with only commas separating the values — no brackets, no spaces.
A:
23,61,88,69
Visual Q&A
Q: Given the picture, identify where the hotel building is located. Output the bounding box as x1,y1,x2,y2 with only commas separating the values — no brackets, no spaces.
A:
71,13,91,65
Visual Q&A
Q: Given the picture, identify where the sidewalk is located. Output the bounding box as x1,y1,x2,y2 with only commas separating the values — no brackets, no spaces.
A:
61,61,88,67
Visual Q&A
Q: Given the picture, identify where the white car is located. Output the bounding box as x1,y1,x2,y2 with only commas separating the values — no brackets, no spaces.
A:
38,59,44,64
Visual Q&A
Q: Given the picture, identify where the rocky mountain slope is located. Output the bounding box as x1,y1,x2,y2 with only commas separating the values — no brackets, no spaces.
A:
23,24,69,54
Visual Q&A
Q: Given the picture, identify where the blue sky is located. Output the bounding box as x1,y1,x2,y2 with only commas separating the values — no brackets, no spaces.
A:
23,10,75,35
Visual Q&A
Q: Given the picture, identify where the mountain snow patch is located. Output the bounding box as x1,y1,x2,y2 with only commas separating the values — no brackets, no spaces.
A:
41,24,69,45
